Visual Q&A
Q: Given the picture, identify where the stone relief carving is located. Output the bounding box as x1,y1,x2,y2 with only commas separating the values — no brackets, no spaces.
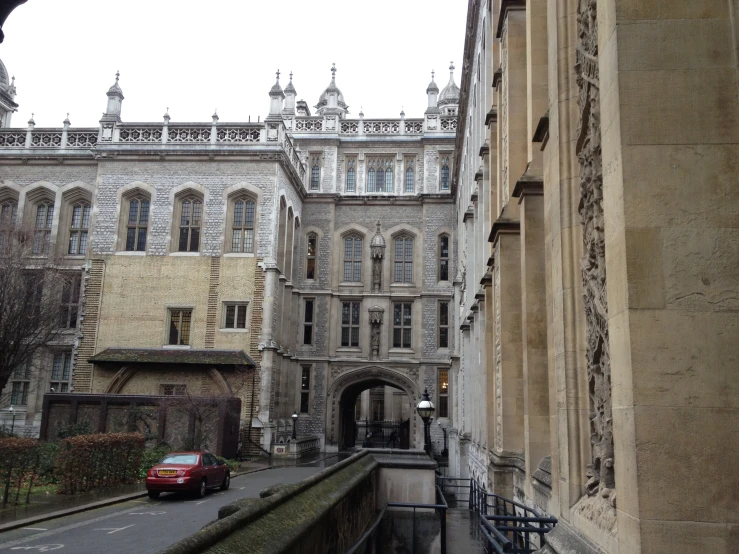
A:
370,221,386,292
368,306,384,360
494,259,502,451
575,0,615,508
500,20,509,207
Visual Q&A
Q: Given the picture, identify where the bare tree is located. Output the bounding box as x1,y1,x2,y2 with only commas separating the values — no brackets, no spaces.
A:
0,218,75,396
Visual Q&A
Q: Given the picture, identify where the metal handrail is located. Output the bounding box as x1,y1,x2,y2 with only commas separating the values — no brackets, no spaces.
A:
346,484,448,554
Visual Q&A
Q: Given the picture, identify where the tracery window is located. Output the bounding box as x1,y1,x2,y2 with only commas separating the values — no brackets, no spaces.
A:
306,233,317,280
310,155,321,190
33,201,54,255
68,202,90,255
177,196,202,252
394,235,413,283
126,196,150,252
392,302,412,348
346,159,356,193
343,235,362,282
440,156,450,190
231,197,256,253
367,159,393,193
405,159,415,193
439,234,450,281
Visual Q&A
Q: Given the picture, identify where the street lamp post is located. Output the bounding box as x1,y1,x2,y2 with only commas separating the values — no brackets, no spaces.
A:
439,421,449,457
291,411,298,440
9,405,15,436
416,389,435,455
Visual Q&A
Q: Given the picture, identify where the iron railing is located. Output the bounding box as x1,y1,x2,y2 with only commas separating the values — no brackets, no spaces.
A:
346,484,448,554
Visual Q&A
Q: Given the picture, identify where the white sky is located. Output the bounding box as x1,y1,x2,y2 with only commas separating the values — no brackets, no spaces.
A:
0,0,467,128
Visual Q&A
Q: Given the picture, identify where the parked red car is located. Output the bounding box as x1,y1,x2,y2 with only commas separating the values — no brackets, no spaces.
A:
145,452,230,499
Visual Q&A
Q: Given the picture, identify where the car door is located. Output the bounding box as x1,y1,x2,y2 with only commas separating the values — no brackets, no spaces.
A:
204,454,221,483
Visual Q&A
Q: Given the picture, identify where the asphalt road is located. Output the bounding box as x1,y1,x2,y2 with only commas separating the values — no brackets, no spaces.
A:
0,460,337,554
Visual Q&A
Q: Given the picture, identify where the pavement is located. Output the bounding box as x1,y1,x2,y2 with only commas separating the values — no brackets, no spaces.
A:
0,455,341,554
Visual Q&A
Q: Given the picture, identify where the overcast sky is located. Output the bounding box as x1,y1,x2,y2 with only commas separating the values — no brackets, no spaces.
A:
0,1,467,128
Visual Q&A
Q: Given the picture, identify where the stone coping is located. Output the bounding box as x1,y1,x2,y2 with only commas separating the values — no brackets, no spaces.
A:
364,448,438,470
89,347,256,367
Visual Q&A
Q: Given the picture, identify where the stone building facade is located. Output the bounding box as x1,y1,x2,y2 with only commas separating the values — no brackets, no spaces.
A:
451,1,738,553
0,63,458,454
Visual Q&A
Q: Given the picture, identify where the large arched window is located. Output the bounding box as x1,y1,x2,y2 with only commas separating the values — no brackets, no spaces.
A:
367,158,393,193
177,196,202,252
343,235,362,282
68,202,90,255
394,235,413,283
126,196,150,251
405,159,415,193
231,196,256,253
33,201,54,255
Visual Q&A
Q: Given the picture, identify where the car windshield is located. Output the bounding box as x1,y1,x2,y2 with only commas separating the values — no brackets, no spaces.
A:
159,454,199,465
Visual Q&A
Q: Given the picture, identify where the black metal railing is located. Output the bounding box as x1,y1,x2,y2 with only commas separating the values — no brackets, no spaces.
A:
469,479,557,554
346,484,448,554
436,475,472,508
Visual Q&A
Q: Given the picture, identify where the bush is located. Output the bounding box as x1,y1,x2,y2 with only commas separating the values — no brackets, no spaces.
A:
56,433,145,494
216,457,240,472
55,421,93,440
138,445,172,479
0,437,43,507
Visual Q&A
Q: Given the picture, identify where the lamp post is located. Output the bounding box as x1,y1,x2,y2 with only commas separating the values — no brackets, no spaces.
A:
439,421,449,457
416,389,435,455
291,411,298,440
9,405,15,436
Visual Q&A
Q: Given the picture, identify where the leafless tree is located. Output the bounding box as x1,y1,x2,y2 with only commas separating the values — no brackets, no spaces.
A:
0,218,75,396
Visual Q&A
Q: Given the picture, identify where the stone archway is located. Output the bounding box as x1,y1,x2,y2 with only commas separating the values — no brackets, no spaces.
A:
326,366,421,450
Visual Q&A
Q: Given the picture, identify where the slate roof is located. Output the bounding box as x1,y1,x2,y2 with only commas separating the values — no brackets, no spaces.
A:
89,348,256,367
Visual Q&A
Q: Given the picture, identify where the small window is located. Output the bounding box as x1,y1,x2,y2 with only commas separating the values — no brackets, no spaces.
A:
168,309,192,345
394,236,413,283
68,202,90,255
231,197,256,253
310,155,321,190
126,197,150,252
439,301,449,348
303,299,314,345
33,202,54,255
392,302,412,348
300,366,311,413
223,302,248,329
441,156,450,190
439,235,450,281
343,235,362,282
60,274,82,329
160,384,186,396
341,301,360,347
50,352,73,393
306,233,317,280
405,159,415,193
346,159,356,193
10,363,30,405
178,197,202,252
438,369,449,418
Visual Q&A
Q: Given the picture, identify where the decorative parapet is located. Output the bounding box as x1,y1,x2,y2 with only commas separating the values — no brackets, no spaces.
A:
0,128,98,148
292,117,452,136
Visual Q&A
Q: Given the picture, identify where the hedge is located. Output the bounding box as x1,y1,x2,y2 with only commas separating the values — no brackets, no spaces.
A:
0,437,42,507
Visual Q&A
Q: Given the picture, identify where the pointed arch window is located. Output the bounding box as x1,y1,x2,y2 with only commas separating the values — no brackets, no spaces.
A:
367,158,393,193
394,235,413,283
68,202,91,255
178,196,202,252
306,233,317,280
439,234,450,281
33,201,54,255
440,156,450,190
310,154,321,190
367,167,376,193
231,197,256,253
405,159,415,193
343,235,362,282
376,166,385,193
126,196,150,251
346,159,356,193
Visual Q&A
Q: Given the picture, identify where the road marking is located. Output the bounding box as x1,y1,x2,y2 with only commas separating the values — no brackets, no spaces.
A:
93,525,135,535
239,487,246,490
20,528,48,531
10,546,64,551
195,499,210,505
128,511,166,515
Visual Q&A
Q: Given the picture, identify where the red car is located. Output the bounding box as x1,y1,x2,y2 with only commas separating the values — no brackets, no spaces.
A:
145,452,230,499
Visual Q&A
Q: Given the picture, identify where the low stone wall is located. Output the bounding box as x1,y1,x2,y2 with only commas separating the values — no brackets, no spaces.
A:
160,450,378,554
272,435,321,459
38,393,240,458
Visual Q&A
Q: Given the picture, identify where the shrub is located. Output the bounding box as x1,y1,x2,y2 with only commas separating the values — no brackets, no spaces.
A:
138,444,172,479
55,421,93,440
56,433,145,494
0,437,42,507
216,457,240,472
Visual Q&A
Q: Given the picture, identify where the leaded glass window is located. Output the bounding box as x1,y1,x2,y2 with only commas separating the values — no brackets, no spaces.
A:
310,155,321,190
178,197,202,252
346,159,356,192
405,160,415,193
441,156,450,190
367,159,393,193
168,309,192,345
60,274,81,329
439,235,450,281
439,301,449,348
231,198,256,253
33,202,54,255
393,302,412,348
223,302,248,329
50,352,72,393
303,300,314,345
394,236,413,283
343,235,362,282
68,202,90,255
306,233,317,279
367,168,376,192
341,301,360,347
126,197,150,252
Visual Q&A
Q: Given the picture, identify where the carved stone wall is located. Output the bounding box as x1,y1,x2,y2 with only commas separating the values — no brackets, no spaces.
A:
575,0,615,507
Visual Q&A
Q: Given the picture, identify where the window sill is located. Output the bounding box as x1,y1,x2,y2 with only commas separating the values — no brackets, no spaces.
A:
162,344,191,349
339,282,364,287
337,347,361,353
64,255,86,260
115,251,146,256
170,252,200,256
224,252,255,258
388,348,415,355
390,283,415,288
219,328,250,333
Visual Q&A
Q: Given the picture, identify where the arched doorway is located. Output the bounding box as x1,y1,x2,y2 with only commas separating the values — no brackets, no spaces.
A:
326,366,420,451
339,381,413,449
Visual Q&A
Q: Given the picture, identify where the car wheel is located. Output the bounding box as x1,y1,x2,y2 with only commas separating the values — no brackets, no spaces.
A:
148,491,160,499
195,479,207,498
220,472,230,491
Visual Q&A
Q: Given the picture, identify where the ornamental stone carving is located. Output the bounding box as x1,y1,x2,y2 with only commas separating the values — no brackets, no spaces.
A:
370,221,386,292
368,305,384,360
575,0,615,508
